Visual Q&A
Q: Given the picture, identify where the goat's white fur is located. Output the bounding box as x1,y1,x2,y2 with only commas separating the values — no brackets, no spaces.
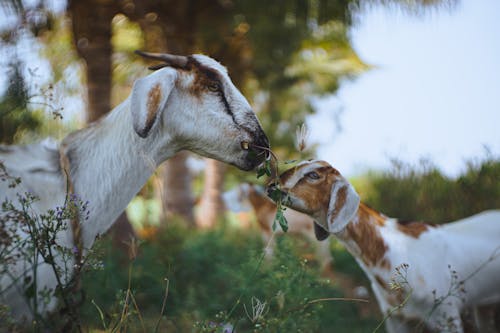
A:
0,54,268,320
273,160,500,333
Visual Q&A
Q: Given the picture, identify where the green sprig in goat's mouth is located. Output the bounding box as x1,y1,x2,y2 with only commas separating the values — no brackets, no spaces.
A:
252,124,311,233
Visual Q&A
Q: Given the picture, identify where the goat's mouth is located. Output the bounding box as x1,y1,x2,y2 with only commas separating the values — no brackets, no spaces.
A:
266,182,287,204
238,140,270,170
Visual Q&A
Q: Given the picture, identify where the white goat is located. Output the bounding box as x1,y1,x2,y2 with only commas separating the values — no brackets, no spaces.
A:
224,183,333,270
268,160,500,333
0,51,269,321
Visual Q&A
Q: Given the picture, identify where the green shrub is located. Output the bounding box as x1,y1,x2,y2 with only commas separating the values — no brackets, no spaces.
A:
80,222,379,332
363,156,500,223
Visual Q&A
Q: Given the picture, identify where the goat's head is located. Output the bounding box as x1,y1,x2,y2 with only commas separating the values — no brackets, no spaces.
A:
267,160,360,239
131,51,270,171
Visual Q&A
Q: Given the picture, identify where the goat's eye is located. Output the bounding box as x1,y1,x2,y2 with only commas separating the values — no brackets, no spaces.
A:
305,171,320,180
207,82,220,92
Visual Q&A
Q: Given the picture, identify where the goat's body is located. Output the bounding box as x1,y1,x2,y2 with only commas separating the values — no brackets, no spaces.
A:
0,139,65,216
0,141,69,317
271,160,500,333
341,208,500,332
0,100,166,318
62,100,169,248
0,53,270,322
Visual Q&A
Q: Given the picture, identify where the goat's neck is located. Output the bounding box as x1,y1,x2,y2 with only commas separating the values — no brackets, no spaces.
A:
334,203,390,268
61,99,178,248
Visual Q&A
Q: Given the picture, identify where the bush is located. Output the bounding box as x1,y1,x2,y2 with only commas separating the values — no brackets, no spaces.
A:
80,222,379,332
362,156,500,223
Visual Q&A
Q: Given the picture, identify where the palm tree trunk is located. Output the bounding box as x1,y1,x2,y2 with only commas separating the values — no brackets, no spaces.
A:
69,0,116,121
160,151,195,226
196,159,227,228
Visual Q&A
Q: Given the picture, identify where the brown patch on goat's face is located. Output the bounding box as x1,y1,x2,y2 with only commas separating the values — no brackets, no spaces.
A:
145,83,162,129
185,57,223,99
281,163,344,217
396,221,430,238
292,171,333,216
345,203,388,267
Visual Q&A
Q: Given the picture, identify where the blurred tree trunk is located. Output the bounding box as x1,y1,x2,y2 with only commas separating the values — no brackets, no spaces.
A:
160,151,195,225
196,159,227,228
68,0,136,248
69,0,115,122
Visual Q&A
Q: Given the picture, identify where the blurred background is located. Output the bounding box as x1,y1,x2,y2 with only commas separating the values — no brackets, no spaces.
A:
0,0,499,331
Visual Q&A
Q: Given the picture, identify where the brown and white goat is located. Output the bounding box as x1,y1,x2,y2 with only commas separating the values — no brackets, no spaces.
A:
0,51,269,321
268,160,500,333
225,183,333,270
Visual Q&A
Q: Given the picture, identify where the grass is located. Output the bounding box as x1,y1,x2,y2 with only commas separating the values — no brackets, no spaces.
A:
79,221,381,332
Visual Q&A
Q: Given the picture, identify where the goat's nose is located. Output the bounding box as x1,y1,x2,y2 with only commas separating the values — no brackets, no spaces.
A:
246,131,270,163
254,129,270,157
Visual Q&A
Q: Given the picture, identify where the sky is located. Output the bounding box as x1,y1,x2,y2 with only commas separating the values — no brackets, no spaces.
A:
307,0,500,177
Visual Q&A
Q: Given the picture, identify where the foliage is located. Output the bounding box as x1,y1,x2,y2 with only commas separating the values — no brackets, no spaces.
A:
79,222,379,332
362,154,500,222
0,162,103,332
0,61,43,143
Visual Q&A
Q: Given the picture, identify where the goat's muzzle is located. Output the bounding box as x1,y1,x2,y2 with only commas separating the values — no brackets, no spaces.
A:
243,130,270,169
253,128,270,152
266,182,278,199
266,182,286,202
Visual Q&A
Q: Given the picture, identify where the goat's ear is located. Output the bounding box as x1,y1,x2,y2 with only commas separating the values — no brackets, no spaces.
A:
131,68,177,138
325,180,360,234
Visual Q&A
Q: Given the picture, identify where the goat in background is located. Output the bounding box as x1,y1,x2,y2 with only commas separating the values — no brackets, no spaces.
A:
0,51,269,321
224,183,333,271
268,160,500,333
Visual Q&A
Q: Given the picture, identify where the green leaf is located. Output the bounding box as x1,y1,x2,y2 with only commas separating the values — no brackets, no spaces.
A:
268,188,282,203
265,159,272,176
256,167,267,179
274,209,289,232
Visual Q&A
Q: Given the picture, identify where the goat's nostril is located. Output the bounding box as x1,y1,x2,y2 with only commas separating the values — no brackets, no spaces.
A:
241,141,249,150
